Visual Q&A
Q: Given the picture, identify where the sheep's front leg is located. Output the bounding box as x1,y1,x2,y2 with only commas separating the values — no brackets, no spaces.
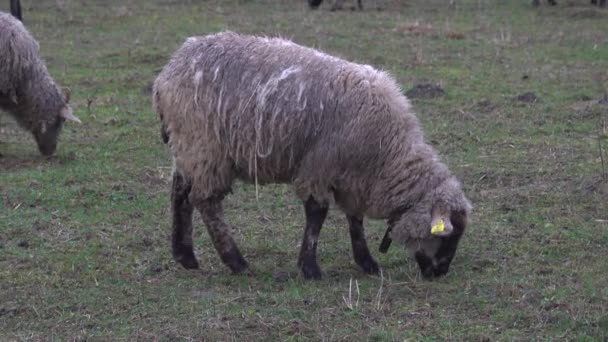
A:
195,197,248,273
298,197,328,279
347,215,379,274
171,172,199,269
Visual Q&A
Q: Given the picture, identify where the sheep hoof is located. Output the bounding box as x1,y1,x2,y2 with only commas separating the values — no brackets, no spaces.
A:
357,257,380,275
175,254,200,270
228,260,249,274
300,262,323,280
415,252,449,279
223,250,249,274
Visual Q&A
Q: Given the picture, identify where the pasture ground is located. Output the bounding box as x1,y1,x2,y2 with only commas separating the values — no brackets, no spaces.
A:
1,0,607,340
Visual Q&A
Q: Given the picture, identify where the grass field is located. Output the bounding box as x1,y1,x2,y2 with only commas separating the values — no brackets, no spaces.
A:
1,0,607,340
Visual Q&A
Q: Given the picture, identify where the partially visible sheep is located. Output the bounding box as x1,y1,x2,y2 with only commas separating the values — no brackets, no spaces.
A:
0,12,80,156
153,32,472,279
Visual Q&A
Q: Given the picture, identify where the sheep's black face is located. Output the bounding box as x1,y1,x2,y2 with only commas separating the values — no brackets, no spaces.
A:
33,117,64,156
413,210,467,279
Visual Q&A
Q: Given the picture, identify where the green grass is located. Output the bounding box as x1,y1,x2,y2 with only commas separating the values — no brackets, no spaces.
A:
1,0,607,340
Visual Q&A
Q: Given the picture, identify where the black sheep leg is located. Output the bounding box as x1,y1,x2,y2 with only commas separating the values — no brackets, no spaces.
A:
298,197,328,279
347,215,379,274
171,172,199,269
195,196,248,273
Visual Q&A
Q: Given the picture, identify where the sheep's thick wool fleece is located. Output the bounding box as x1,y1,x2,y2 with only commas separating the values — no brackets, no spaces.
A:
0,12,65,130
154,32,466,239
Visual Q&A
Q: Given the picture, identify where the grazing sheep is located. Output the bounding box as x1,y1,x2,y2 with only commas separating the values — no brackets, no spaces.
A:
0,12,80,156
10,0,21,21
153,32,472,279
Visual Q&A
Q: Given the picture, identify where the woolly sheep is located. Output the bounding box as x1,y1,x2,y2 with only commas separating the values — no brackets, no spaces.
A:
0,12,80,156
153,32,472,279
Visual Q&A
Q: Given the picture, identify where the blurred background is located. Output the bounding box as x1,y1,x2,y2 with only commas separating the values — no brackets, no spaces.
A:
1,0,607,340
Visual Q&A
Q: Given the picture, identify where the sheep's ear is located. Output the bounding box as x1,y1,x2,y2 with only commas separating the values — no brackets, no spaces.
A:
62,87,72,103
60,106,81,124
430,203,453,236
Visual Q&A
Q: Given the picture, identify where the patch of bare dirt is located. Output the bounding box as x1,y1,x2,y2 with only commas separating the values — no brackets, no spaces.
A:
0,154,40,172
406,83,445,99
514,91,541,103
272,271,294,283
0,145,75,171
578,176,608,196
139,167,171,189
132,53,167,66
476,99,496,113
394,21,434,36
445,30,465,40
567,8,607,19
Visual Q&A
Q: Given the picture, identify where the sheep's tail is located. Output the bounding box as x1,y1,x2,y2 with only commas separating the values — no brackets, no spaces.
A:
152,85,170,144
10,0,22,21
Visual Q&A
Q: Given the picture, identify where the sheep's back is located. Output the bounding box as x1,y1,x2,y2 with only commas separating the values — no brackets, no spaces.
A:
0,12,40,94
156,32,409,186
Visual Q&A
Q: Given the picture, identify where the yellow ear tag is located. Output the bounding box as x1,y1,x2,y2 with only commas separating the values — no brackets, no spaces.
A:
431,219,445,235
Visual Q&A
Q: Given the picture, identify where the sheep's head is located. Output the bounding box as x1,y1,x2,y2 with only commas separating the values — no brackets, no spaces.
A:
388,177,471,279
32,87,80,156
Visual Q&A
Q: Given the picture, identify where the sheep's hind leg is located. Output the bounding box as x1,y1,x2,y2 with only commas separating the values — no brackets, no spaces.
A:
298,197,328,279
195,196,248,273
171,172,199,269
347,215,379,274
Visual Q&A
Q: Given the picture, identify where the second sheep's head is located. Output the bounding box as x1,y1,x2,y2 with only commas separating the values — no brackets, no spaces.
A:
31,87,80,156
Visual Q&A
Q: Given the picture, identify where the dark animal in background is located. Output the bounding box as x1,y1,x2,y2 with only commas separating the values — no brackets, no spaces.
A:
533,0,606,6
532,0,556,5
308,0,323,8
0,12,80,156
153,32,472,280
10,0,21,20
309,0,363,11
